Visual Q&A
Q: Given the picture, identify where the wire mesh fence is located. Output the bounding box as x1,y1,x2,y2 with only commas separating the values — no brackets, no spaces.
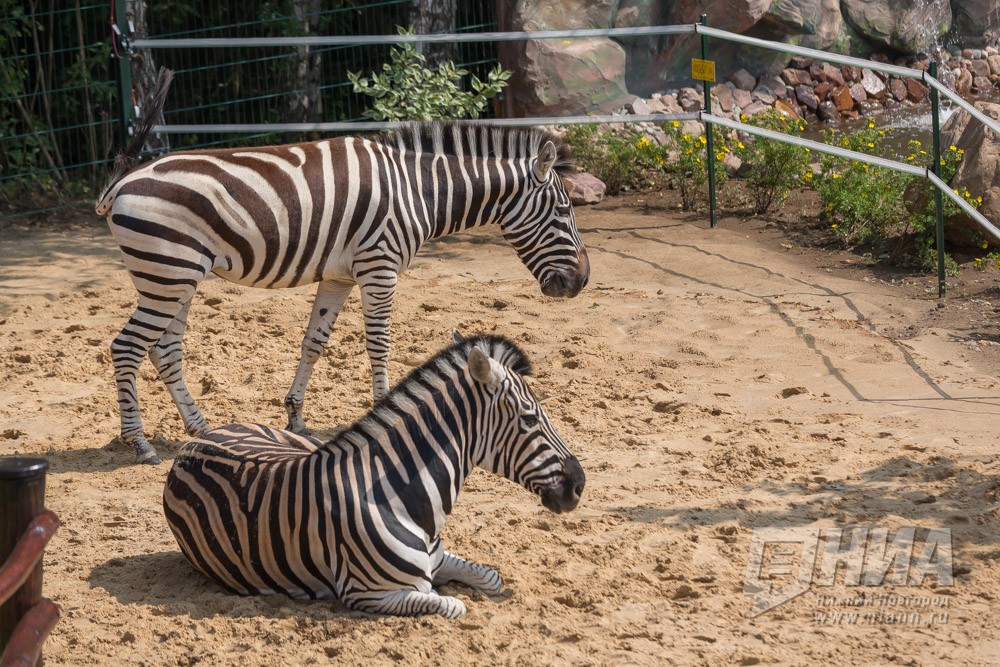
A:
1,1,499,220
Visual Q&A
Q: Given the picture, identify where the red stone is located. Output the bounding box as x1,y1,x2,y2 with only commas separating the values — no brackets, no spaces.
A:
906,78,930,102
831,85,855,111
814,82,834,100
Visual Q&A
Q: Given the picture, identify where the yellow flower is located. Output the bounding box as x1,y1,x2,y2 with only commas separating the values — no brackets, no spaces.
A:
827,202,834,211
982,241,989,249
906,155,915,161
958,149,965,155
868,122,875,129
740,114,748,122
914,140,922,146
919,150,927,155
738,141,745,149
672,120,680,127
949,145,957,151
977,196,983,204
867,142,874,148
842,139,849,146
941,159,946,166
832,224,838,228
683,134,691,141
698,135,707,145
832,172,841,179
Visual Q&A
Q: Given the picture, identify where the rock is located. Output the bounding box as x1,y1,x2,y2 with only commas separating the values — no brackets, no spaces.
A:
722,152,743,177
714,84,735,112
888,78,907,101
906,78,930,102
989,54,1000,76
775,98,801,119
943,103,1000,246
752,84,777,105
789,56,815,69
563,172,606,205
677,87,703,112
954,68,974,96
732,87,754,109
974,76,994,94
823,64,845,86
795,85,820,111
841,0,952,54
817,100,839,121
730,68,758,91
953,0,1000,43
742,101,769,117
858,99,883,114
860,69,886,97
645,97,667,113
500,2,631,116
831,85,855,111
810,64,826,81
841,65,861,82
968,58,992,79
659,94,685,114
629,97,651,115
758,0,843,50
849,83,867,105
781,67,812,87
758,76,788,100
814,81,834,100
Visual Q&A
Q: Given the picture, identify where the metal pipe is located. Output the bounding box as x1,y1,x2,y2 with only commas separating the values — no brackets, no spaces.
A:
701,14,718,229
930,61,946,298
132,24,698,49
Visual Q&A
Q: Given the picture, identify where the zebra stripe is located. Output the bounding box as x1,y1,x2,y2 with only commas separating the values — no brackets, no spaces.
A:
163,334,585,618
97,76,590,465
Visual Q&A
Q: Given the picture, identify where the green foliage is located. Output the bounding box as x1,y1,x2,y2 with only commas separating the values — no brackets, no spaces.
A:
815,120,980,273
348,27,510,121
733,110,812,215
635,121,729,211
560,124,653,196
815,121,910,248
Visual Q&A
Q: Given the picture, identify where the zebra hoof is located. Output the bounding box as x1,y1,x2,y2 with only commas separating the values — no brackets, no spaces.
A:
134,442,161,465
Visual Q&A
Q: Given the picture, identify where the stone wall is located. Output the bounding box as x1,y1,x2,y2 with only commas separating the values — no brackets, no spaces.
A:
498,0,1000,117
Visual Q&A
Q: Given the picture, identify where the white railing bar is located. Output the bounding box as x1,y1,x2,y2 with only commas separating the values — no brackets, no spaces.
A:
149,113,701,134
696,25,924,81
923,75,1000,138
926,170,1000,243
701,113,927,176
131,25,697,49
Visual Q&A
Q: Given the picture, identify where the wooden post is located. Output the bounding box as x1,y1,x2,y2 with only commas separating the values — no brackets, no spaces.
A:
0,458,49,661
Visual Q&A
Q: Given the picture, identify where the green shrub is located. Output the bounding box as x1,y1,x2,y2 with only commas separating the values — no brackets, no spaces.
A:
733,110,812,214
815,121,910,248
561,124,654,195
348,26,510,121
636,121,729,211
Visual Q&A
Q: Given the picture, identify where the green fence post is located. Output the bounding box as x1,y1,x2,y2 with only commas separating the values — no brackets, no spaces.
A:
114,3,134,150
700,14,717,229
930,61,945,298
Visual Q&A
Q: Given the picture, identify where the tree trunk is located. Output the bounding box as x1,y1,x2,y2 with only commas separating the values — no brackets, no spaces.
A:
286,0,323,127
410,0,457,67
126,0,170,155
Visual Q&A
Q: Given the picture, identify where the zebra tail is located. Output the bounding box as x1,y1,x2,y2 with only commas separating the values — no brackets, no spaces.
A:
95,67,175,216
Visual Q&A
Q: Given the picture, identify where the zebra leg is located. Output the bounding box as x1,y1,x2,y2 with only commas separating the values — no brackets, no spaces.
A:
147,298,208,437
431,541,503,595
357,271,399,400
113,295,196,464
343,588,467,619
284,280,354,433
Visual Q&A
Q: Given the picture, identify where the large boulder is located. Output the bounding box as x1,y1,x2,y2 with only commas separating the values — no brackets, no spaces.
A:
946,103,1000,240
754,0,843,50
841,0,951,54
499,0,630,116
951,1,1000,45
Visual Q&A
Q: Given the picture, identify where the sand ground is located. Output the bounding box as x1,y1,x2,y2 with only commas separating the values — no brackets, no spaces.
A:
2,201,1000,666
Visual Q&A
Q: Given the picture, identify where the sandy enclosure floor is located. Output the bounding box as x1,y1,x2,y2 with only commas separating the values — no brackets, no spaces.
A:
2,205,1000,666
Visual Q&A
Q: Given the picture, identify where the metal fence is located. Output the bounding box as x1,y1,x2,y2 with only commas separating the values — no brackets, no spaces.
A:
0,1,497,219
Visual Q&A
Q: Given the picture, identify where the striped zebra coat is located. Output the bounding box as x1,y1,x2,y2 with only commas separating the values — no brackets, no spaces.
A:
163,333,585,618
96,69,589,465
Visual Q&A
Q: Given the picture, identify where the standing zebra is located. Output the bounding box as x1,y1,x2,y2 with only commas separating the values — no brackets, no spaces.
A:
163,332,585,618
96,69,589,465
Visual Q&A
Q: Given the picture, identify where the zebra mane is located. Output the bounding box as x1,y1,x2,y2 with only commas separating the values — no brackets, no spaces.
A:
370,122,576,177
325,333,532,449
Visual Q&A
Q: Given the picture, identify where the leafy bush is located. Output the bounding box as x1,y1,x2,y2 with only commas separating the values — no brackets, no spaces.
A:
348,26,510,121
634,121,729,211
814,121,910,248
815,120,981,273
561,124,654,195
733,110,812,214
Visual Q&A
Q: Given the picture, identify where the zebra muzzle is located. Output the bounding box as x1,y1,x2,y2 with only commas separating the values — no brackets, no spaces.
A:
539,455,586,514
539,247,590,298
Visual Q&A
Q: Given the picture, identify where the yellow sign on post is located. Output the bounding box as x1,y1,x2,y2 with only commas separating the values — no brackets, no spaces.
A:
691,58,716,83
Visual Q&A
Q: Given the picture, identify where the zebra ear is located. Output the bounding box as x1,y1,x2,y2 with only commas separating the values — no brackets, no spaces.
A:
532,141,557,181
452,328,465,344
468,346,502,389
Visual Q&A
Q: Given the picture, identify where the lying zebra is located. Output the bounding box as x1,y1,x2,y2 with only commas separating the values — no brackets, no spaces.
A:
163,332,585,618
